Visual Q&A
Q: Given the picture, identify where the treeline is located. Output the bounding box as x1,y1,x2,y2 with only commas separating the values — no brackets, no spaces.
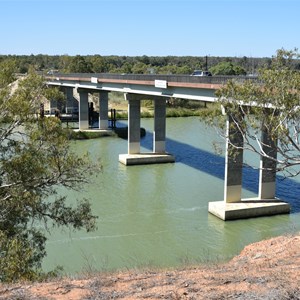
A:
0,53,298,75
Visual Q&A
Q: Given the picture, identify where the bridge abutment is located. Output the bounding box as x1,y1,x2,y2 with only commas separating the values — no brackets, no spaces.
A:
119,93,175,165
208,110,290,220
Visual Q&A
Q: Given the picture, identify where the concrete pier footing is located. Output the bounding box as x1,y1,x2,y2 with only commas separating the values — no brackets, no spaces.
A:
208,199,290,220
119,153,175,166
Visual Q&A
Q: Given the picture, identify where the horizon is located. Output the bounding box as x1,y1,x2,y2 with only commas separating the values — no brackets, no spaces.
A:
0,53,276,58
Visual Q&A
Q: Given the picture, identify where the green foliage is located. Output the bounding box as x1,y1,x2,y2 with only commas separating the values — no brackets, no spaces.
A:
0,61,98,282
211,48,300,176
131,62,148,74
90,55,108,73
67,55,93,73
209,61,246,75
70,130,113,139
0,59,17,88
0,54,277,75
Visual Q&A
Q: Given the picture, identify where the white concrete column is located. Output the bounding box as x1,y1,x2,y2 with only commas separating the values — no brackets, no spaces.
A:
154,98,166,153
224,114,244,203
258,126,277,199
126,94,141,154
99,91,109,130
78,89,89,130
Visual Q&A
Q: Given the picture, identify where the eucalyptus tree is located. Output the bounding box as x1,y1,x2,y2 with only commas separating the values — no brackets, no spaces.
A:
211,49,300,177
0,60,98,282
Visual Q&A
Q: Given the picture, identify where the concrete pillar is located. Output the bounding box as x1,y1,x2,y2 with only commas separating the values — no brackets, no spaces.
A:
65,87,74,114
78,89,89,130
258,126,277,199
126,94,141,154
208,109,290,220
154,98,166,153
224,114,244,203
99,91,109,130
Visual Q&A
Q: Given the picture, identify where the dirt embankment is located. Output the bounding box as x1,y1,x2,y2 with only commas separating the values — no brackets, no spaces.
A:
0,234,300,300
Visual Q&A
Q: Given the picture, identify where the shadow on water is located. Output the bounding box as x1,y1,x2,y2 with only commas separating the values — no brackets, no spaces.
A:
140,130,300,213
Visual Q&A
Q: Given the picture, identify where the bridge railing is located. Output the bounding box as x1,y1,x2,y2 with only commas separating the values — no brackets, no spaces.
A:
45,72,259,85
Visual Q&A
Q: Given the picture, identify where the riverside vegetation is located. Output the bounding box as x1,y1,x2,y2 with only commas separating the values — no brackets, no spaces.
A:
0,49,300,299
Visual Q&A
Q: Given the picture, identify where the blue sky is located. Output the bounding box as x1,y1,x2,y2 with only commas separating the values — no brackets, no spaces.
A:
1,0,299,58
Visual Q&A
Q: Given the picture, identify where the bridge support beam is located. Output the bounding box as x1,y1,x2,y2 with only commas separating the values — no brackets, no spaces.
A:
208,109,290,220
119,93,175,165
98,91,109,130
78,89,89,130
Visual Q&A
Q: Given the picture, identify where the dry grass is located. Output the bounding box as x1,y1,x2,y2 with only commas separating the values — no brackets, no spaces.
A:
1,233,300,299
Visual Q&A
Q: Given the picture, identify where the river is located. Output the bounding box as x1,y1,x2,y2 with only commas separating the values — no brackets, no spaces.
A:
43,117,300,274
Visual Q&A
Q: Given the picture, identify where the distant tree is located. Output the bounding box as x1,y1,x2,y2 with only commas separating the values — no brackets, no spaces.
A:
210,61,247,75
138,55,150,65
0,62,98,282
209,48,300,177
68,55,93,73
120,62,133,74
158,64,178,74
90,55,108,73
176,65,193,74
131,62,148,74
58,55,73,73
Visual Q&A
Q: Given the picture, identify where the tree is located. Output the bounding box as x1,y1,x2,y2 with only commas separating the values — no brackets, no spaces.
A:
0,61,98,282
210,61,247,75
211,48,300,177
58,55,73,73
68,55,93,73
90,55,108,73
131,62,148,74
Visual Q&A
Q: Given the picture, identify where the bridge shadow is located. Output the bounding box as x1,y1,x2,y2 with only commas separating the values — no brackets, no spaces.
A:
140,130,300,214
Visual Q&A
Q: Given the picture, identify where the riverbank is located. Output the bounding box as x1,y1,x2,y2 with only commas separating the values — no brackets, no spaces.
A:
1,232,299,299
108,96,219,119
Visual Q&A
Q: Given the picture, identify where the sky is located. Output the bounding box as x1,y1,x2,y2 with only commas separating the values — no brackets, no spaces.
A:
0,0,299,58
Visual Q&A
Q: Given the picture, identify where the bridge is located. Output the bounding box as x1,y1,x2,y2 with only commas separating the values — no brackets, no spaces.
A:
45,73,290,221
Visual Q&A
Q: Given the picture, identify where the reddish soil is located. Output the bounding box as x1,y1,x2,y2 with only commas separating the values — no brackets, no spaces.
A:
0,233,300,299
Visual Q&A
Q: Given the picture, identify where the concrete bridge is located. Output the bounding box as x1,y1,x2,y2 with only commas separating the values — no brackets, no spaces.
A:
45,73,290,221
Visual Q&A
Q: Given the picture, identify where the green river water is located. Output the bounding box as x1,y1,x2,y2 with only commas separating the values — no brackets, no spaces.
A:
42,117,300,275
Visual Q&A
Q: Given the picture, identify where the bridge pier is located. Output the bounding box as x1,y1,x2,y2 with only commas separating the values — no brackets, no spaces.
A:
208,110,290,220
119,93,175,165
154,98,166,153
76,89,111,131
258,125,277,199
98,91,109,130
78,89,89,130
